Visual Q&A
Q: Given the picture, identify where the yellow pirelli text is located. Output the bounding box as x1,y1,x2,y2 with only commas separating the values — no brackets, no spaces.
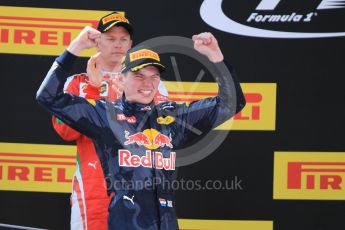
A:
164,81,276,131
274,151,345,200
0,142,76,193
0,6,121,57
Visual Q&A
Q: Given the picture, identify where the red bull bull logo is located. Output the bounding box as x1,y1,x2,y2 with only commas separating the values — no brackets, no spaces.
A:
124,129,173,149
118,150,176,170
124,131,150,145
154,133,173,148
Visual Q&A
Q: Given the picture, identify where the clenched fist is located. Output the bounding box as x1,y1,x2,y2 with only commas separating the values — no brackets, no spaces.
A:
67,26,101,56
192,32,224,63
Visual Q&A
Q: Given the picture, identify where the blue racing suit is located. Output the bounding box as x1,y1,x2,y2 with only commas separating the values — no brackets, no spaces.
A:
36,50,246,230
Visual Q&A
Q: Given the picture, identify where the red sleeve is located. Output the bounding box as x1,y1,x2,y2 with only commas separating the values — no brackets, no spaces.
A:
52,116,81,141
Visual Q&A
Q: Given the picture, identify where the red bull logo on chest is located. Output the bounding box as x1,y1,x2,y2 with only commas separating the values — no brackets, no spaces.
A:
118,150,176,170
124,129,173,149
121,129,175,170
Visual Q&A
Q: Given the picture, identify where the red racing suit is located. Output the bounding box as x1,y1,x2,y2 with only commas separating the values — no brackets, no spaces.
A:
52,73,169,230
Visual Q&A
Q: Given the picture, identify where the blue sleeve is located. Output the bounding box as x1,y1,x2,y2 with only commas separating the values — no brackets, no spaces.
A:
36,50,106,139
179,59,246,139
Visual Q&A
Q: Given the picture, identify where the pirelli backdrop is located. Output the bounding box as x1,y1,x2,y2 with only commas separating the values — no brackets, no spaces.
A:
0,0,344,230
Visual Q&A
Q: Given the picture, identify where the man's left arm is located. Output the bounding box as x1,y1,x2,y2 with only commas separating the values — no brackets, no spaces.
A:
183,32,246,131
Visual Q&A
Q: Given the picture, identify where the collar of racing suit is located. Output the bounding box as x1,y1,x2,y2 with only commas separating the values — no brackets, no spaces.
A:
121,96,155,114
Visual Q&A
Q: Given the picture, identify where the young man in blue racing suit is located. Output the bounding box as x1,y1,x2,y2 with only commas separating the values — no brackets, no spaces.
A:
36,31,246,229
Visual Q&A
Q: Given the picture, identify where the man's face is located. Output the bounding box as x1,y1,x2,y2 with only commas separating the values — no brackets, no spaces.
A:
97,26,132,67
123,66,161,104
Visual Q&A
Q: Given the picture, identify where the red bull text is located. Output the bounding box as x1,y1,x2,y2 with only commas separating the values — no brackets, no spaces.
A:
118,150,176,170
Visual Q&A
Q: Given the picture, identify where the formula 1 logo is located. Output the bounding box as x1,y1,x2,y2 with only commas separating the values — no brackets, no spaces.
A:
124,129,173,149
255,0,345,10
200,0,345,38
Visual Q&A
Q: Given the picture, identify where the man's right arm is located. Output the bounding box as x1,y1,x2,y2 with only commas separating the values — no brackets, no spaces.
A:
51,75,82,141
37,50,104,139
51,72,105,141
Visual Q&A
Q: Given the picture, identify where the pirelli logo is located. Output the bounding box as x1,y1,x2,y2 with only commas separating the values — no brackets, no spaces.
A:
102,13,129,24
129,49,160,62
0,142,76,193
274,152,345,200
0,6,114,56
164,82,276,130
178,219,273,230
